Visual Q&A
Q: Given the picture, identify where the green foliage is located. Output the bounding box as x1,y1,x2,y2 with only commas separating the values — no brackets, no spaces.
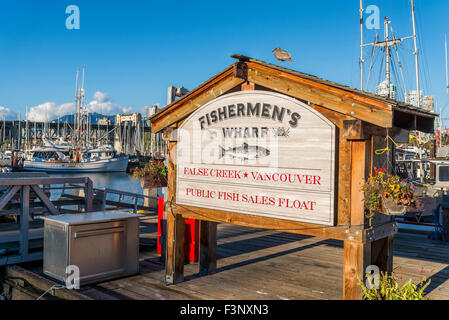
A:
133,159,168,188
359,271,431,300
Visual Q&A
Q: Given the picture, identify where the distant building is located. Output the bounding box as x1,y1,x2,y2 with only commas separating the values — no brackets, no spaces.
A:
98,117,112,126
405,90,434,111
423,95,435,112
376,80,397,100
148,105,159,117
116,113,142,126
405,90,423,108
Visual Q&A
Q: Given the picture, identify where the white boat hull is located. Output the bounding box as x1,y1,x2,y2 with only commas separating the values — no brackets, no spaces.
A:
23,156,129,173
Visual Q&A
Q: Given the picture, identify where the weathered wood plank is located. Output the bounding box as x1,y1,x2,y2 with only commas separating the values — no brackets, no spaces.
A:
165,141,185,284
199,220,217,275
30,185,59,215
350,140,370,227
306,104,353,226
19,186,30,257
173,203,363,242
0,186,20,211
6,265,93,300
151,69,245,133
343,240,370,300
246,64,393,128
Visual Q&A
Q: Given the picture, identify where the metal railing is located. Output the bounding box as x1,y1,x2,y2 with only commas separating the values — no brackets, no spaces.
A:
94,187,158,214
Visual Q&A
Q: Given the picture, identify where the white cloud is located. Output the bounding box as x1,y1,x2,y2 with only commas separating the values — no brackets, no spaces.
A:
26,91,133,121
93,91,110,103
0,105,18,120
27,102,75,122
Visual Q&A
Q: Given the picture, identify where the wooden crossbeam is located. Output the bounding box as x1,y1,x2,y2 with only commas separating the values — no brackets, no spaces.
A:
151,69,245,133
246,64,393,128
30,185,59,215
0,186,20,211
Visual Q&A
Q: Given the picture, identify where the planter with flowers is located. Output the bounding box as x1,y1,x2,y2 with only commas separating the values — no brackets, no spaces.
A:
133,160,168,207
363,168,419,217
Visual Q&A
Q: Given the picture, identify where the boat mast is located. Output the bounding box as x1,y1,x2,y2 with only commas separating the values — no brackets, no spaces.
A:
411,0,420,109
25,106,28,150
362,19,413,98
410,0,424,181
444,35,449,93
81,65,86,150
74,68,79,147
385,18,391,98
360,0,364,90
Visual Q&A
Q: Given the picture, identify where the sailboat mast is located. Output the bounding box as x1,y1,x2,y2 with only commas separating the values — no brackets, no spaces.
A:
385,18,391,98
81,65,85,149
411,0,420,108
410,0,424,182
74,68,79,146
360,0,364,90
445,34,448,94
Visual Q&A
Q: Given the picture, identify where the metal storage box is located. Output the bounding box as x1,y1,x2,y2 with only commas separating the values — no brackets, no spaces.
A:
42,211,142,285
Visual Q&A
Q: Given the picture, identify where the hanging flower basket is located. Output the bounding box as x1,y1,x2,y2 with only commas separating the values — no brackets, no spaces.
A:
363,168,418,217
380,197,408,216
133,159,168,189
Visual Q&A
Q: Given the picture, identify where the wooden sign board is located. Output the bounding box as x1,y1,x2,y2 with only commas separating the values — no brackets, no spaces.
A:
176,91,336,226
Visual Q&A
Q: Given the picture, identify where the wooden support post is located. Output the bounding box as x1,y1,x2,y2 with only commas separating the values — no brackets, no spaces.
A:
343,139,394,299
164,138,186,285
85,178,93,213
199,220,217,275
19,186,30,258
350,140,370,228
165,211,185,284
370,235,394,275
344,139,370,300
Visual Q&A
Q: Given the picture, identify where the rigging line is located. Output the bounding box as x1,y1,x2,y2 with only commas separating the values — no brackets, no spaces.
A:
376,51,385,90
390,27,408,96
416,2,432,94
390,55,404,101
396,45,410,94
365,33,379,92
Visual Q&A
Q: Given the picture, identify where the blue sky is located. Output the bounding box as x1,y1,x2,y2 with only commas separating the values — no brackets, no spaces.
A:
0,0,448,125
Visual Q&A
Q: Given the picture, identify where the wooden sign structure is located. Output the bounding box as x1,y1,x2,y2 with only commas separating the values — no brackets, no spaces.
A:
151,55,435,299
177,91,336,226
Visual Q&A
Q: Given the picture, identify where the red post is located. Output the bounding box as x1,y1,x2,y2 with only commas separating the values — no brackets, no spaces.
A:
157,196,199,263
184,218,199,263
157,196,164,255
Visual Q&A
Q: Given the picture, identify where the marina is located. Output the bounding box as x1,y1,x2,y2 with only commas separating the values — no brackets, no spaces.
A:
1,0,449,307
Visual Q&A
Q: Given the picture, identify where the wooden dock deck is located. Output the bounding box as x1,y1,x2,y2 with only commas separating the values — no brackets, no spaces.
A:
6,216,449,300
73,219,449,300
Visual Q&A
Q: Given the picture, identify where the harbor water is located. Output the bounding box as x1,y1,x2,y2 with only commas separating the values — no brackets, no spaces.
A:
49,172,143,194
47,172,144,204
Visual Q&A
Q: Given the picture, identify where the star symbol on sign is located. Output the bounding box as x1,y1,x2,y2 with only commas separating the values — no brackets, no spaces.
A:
243,172,248,178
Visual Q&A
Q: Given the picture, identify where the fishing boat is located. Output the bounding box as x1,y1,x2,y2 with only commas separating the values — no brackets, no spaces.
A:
23,139,128,173
22,66,129,173
23,154,128,173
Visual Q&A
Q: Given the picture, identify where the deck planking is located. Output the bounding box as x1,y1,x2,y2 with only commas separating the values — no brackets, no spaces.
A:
75,222,449,300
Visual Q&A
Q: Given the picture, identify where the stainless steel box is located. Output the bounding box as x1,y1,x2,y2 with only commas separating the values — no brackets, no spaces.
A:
42,211,142,285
